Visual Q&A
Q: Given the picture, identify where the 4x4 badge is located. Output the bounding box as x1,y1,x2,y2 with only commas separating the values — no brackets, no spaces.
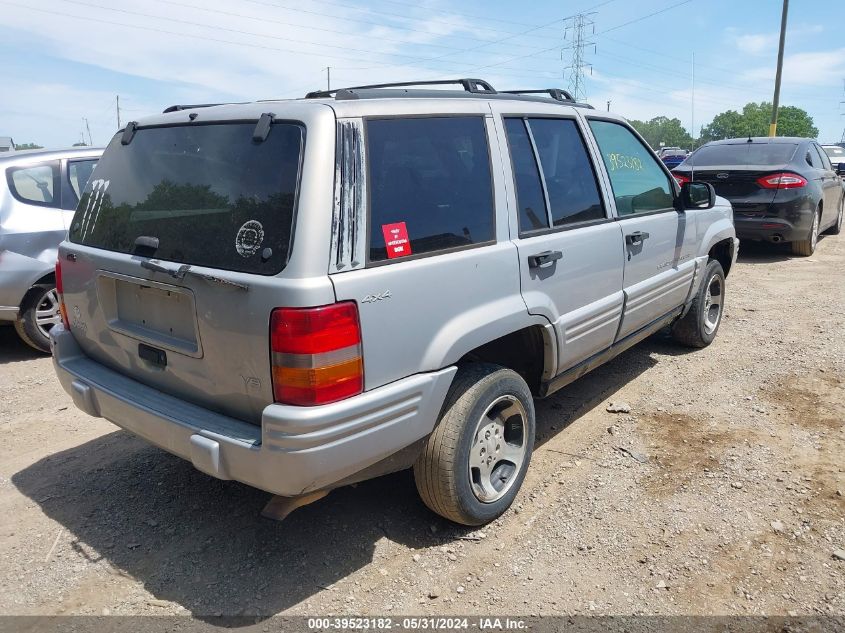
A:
362,291,391,303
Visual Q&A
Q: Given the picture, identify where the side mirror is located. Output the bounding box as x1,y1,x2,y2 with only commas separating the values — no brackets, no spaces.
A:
680,181,715,210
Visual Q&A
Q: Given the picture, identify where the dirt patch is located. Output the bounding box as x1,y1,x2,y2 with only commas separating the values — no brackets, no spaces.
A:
764,371,844,432
637,412,740,497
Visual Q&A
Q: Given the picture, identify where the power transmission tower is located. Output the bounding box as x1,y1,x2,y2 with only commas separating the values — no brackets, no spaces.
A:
562,13,596,102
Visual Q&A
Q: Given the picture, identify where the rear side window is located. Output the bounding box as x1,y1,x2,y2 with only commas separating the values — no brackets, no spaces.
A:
504,118,548,232
367,117,495,262
68,159,98,200
687,143,798,167
69,123,304,275
528,118,604,226
589,120,674,216
6,161,60,207
505,118,604,232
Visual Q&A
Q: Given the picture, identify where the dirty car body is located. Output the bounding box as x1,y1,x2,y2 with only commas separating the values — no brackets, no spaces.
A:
51,81,739,525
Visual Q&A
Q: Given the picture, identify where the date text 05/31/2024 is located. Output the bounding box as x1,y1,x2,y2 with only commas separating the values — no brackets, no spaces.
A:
307,617,527,630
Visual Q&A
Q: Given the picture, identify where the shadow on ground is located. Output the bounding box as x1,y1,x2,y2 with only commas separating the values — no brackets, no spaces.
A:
12,334,678,621
734,238,834,264
0,324,47,365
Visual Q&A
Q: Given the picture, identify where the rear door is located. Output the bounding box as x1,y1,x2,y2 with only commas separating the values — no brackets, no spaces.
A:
586,118,697,339
811,143,841,226
59,118,317,424
497,109,624,373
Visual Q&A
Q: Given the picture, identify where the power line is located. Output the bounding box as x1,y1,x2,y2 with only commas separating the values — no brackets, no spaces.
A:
464,0,696,73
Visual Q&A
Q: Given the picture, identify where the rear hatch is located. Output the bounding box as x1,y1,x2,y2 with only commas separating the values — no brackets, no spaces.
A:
678,142,799,216
60,119,308,423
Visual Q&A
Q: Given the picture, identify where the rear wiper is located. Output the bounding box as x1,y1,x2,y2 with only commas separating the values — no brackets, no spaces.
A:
140,260,249,291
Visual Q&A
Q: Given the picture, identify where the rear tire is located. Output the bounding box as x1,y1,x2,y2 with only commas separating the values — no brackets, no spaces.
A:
791,207,820,256
414,363,535,526
671,259,725,348
824,197,843,235
14,285,60,354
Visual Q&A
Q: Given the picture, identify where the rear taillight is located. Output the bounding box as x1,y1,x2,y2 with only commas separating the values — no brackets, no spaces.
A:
756,172,808,189
55,259,70,330
673,173,690,186
270,302,363,406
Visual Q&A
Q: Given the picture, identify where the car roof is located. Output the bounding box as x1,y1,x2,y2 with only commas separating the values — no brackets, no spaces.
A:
705,136,809,146
0,146,103,165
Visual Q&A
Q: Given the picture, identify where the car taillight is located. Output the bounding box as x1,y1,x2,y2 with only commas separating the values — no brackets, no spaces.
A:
756,172,808,189
55,259,70,330
270,302,363,406
673,173,690,186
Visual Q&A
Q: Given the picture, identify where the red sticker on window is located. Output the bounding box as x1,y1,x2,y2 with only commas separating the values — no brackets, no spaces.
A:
382,222,412,259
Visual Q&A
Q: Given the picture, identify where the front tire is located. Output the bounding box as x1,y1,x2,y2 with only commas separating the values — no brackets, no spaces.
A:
792,207,820,256
14,285,61,353
414,364,535,526
671,259,725,348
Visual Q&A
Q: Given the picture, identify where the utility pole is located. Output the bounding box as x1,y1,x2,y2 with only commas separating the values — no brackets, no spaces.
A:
83,117,93,146
116,95,121,130
562,13,596,102
691,52,695,150
606,100,611,112
326,67,331,91
769,0,789,137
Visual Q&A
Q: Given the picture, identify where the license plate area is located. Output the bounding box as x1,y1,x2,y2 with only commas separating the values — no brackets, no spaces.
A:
97,271,202,357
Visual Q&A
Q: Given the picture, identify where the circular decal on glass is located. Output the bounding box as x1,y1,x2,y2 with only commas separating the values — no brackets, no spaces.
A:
235,220,265,258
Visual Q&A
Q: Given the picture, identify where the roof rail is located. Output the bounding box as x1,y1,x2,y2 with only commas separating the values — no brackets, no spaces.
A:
305,78,496,99
162,103,229,113
501,89,575,102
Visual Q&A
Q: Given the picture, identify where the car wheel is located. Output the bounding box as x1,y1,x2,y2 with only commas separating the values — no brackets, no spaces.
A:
824,197,843,236
671,259,725,348
792,207,820,256
414,363,535,526
14,284,61,353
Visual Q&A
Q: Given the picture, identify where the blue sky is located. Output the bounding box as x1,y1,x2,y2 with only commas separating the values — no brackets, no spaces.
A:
1,0,842,147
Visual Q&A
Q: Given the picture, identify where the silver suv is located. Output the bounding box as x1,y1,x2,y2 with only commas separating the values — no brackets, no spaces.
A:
51,80,738,525
1,147,101,352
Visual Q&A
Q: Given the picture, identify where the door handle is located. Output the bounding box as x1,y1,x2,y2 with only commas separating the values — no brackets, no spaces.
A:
528,250,563,268
625,231,650,245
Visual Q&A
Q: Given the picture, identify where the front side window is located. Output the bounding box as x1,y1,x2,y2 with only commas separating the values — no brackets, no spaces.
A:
70,123,304,275
589,120,674,216
367,117,495,262
6,161,60,207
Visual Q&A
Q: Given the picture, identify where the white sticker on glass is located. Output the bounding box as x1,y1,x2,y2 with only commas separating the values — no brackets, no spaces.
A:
235,220,265,258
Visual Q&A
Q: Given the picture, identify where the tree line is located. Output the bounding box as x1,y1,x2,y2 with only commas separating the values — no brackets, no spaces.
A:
629,101,819,150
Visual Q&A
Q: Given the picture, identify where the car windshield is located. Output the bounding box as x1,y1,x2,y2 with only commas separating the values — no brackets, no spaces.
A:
69,122,304,275
686,143,798,167
823,146,845,157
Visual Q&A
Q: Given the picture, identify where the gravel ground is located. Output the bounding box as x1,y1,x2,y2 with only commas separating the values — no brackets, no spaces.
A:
0,236,842,621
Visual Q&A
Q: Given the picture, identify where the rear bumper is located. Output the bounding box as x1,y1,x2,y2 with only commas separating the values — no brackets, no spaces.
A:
734,216,810,243
51,325,456,497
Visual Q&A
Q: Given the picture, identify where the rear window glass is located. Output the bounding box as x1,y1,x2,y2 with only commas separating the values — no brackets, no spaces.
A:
69,123,304,275
367,117,495,262
687,143,798,167
823,146,845,157
7,161,60,207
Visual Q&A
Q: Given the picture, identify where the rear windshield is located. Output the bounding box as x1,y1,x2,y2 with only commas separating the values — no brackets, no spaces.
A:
69,122,304,275
824,146,845,158
686,143,798,167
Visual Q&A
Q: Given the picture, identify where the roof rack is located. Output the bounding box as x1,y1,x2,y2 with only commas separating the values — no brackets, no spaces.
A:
305,78,496,99
501,88,574,102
